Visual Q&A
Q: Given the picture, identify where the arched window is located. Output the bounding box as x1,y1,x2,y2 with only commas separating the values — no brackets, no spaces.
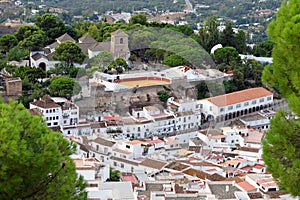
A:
120,38,123,44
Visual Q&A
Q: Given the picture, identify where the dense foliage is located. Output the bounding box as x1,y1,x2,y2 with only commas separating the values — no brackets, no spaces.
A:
262,0,300,196
0,99,87,199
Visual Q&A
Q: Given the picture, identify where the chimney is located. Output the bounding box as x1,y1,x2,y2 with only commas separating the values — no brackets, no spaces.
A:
225,185,229,193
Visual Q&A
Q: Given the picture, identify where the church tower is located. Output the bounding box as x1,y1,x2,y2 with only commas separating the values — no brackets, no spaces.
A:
110,29,130,60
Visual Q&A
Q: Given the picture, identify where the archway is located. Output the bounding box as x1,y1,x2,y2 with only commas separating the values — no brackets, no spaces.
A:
206,114,214,122
39,62,46,71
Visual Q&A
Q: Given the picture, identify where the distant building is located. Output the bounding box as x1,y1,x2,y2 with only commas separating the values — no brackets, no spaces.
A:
0,74,22,102
30,29,130,71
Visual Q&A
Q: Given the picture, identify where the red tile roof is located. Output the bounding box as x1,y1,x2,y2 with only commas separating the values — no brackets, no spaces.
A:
204,87,272,107
237,181,256,191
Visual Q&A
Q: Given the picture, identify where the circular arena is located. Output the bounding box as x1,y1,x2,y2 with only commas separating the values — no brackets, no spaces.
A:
114,76,171,88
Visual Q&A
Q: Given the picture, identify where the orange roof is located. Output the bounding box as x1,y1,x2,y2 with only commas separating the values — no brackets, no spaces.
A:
104,116,122,121
253,164,265,169
237,181,256,191
126,140,143,145
204,87,272,107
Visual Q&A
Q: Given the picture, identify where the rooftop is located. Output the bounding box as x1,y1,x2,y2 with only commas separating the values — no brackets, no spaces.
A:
204,87,273,107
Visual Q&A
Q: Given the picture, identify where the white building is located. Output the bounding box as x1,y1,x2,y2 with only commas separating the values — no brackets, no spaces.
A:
29,96,62,128
29,96,80,132
198,87,273,122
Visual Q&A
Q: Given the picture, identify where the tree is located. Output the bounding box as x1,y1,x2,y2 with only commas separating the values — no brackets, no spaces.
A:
234,30,247,54
53,41,86,67
252,40,275,57
89,51,114,69
14,25,41,41
163,54,189,67
157,90,170,102
0,99,87,199
0,34,18,54
129,14,147,25
213,46,241,68
19,31,46,51
198,16,220,52
6,46,29,62
36,14,66,44
49,76,82,98
220,22,235,47
262,0,300,196
106,168,120,182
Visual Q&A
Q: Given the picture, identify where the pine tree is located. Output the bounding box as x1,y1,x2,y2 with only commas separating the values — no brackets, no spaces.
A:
0,100,87,199
262,0,300,196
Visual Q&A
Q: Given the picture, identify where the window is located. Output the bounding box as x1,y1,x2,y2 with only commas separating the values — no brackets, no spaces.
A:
121,163,124,168
137,127,141,132
53,122,58,125
113,162,117,167
228,105,233,110
56,116,59,120
47,123,51,126
267,96,272,101
200,104,203,109
120,38,123,44
236,104,241,108
252,100,257,104
209,106,212,111
220,108,224,112
244,102,249,106
259,98,264,102
126,145,130,149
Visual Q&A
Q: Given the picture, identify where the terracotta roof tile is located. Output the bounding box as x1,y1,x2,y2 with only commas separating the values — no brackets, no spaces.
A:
205,87,273,107
140,158,167,170
237,181,256,191
93,137,116,147
78,34,97,44
56,33,75,43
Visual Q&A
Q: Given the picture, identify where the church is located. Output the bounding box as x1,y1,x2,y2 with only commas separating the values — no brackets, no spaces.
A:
30,29,130,71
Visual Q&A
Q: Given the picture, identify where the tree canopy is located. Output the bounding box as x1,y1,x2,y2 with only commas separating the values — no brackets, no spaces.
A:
0,99,87,199
53,41,86,67
49,76,82,98
262,0,300,196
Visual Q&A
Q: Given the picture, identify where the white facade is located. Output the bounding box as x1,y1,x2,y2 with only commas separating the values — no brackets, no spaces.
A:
29,99,62,128
198,87,273,121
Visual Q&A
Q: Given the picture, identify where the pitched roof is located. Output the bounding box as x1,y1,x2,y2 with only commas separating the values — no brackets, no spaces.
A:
47,41,59,49
56,33,75,43
31,53,47,61
204,87,273,107
89,41,110,52
140,158,167,170
237,181,256,192
28,108,42,116
111,29,128,37
78,34,97,44
30,96,61,109
93,137,116,147
77,43,93,54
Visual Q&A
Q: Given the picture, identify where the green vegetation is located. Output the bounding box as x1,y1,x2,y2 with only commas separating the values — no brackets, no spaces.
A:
0,99,87,199
157,90,170,102
262,0,300,196
53,41,86,67
106,168,121,182
49,76,82,98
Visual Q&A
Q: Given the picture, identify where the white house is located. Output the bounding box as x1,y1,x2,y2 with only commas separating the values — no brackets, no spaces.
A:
29,96,62,128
